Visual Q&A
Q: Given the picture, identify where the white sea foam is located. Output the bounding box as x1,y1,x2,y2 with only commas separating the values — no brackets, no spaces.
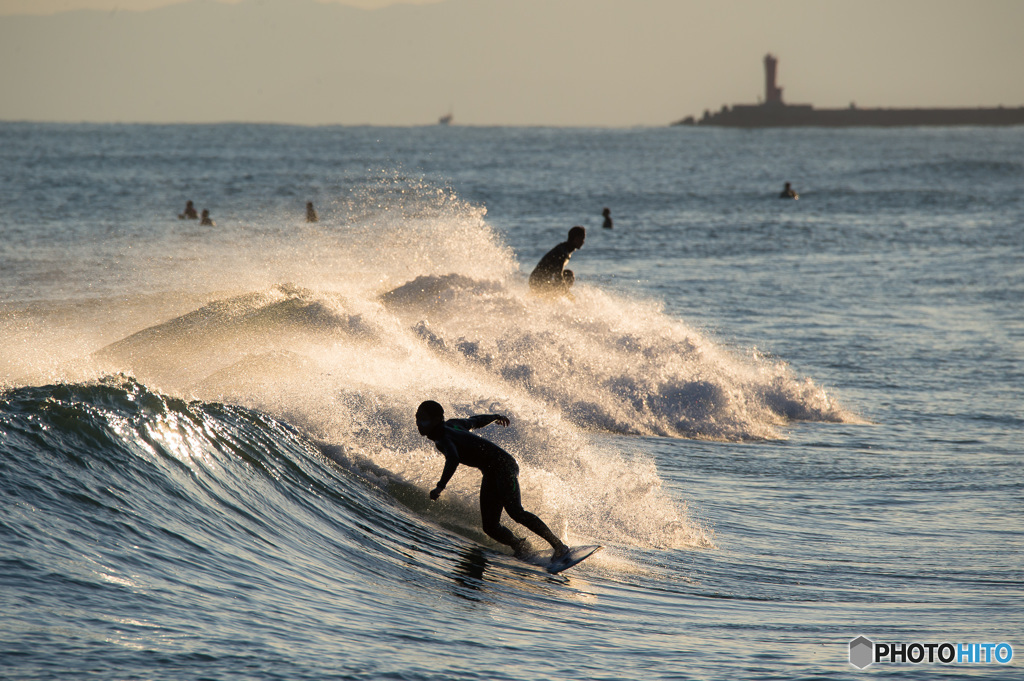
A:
1,179,857,551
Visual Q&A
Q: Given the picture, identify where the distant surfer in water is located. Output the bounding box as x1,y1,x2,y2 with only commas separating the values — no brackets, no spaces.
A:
199,209,215,226
416,400,570,561
779,182,798,199
306,201,319,223
528,226,585,297
602,207,613,229
178,200,198,220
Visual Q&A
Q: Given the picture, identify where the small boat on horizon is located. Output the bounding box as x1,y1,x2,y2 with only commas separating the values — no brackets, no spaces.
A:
438,112,453,126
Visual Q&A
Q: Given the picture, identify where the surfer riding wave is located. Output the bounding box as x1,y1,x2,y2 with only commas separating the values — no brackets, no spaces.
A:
415,400,570,561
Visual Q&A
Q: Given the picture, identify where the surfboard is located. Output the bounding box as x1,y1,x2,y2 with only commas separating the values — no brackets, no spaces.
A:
546,545,602,574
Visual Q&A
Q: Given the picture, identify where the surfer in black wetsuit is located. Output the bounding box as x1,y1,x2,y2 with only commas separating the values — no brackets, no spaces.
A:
179,200,198,220
528,226,585,296
416,400,569,560
780,182,798,199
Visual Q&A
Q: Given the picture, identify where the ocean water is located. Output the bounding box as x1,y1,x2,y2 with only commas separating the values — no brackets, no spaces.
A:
1,122,1021,680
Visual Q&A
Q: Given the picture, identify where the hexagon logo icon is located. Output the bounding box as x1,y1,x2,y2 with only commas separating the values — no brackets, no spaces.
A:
849,636,874,669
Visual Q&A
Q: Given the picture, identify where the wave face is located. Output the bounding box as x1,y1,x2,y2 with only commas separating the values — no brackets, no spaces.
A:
0,376,702,620
0,376,501,675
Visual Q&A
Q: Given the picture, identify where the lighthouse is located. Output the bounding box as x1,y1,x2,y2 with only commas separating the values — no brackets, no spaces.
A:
764,54,783,105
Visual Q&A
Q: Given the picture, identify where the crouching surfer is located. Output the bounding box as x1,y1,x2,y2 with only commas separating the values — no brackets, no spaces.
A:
415,400,569,562
528,226,585,298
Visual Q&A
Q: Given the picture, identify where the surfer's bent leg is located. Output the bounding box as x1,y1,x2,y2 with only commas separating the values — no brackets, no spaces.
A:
479,473,526,554
497,467,568,557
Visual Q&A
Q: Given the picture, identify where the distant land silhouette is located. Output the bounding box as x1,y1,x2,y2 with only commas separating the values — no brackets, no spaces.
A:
674,54,1024,128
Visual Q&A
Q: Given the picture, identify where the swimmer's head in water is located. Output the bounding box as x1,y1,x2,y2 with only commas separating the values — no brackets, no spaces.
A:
562,269,574,287
568,226,586,249
416,400,445,435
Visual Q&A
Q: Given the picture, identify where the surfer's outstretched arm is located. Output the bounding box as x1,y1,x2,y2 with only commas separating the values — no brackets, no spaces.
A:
447,414,510,431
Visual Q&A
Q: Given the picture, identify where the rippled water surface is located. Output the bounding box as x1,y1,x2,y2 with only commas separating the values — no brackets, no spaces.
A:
1,123,1021,679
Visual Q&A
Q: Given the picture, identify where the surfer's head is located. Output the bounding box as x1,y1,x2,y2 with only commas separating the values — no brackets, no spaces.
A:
416,400,445,436
568,226,586,249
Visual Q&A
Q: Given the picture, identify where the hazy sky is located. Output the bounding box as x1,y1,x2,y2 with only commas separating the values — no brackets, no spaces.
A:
0,0,436,12
2,0,1022,126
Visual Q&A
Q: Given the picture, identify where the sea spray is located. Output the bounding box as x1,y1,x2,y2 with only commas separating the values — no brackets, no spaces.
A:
3,178,852,552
